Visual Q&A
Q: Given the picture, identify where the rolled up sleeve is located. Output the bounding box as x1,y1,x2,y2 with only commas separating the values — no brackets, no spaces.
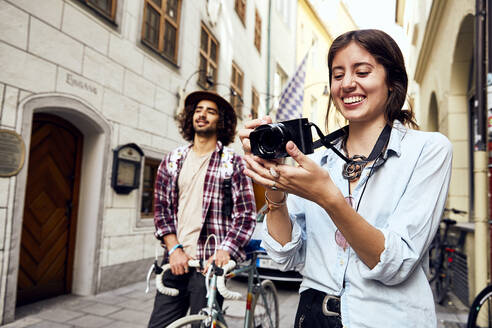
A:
260,194,307,271
154,158,177,239
358,134,453,285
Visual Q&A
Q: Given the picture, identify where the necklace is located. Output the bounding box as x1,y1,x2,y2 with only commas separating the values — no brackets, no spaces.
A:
335,151,383,251
341,125,391,181
312,124,392,181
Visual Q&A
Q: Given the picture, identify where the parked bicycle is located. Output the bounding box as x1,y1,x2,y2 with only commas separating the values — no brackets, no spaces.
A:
467,283,492,328
427,207,467,304
146,244,279,327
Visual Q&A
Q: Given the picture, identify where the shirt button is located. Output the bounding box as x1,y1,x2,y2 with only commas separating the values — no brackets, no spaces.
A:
340,260,344,265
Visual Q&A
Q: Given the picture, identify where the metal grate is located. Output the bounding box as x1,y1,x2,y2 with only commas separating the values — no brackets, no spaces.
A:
450,251,469,306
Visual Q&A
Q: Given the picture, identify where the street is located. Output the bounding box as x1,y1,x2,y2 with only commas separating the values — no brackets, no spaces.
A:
1,276,471,328
2,278,300,328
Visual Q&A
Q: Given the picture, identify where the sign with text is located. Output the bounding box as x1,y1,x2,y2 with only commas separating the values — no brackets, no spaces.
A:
0,130,25,177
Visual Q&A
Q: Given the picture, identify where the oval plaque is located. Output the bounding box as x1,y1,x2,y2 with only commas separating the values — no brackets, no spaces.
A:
0,130,26,177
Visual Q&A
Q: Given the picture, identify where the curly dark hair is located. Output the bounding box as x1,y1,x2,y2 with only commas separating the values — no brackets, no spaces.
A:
326,29,418,130
176,101,237,146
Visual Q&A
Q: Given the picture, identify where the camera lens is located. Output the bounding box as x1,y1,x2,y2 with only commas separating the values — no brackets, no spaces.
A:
258,124,287,156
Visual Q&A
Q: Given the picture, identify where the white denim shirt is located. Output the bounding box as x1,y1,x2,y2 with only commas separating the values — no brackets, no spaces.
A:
261,121,452,328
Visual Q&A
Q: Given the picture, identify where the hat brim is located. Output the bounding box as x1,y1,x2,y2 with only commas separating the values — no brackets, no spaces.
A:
184,91,235,117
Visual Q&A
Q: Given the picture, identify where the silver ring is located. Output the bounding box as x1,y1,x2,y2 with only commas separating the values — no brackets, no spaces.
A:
271,182,278,190
269,166,279,179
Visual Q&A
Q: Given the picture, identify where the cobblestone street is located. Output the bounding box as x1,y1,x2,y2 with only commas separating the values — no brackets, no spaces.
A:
1,277,471,327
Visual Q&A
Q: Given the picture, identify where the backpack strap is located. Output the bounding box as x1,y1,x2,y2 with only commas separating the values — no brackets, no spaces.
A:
220,147,235,218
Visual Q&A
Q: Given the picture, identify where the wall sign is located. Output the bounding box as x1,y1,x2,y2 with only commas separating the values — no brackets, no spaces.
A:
0,130,25,177
111,143,144,194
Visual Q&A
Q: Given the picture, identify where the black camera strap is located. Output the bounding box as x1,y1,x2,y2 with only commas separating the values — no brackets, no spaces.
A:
310,123,392,181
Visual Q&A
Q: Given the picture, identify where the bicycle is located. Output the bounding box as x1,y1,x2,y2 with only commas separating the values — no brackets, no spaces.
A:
427,207,467,305
146,248,279,328
467,283,492,328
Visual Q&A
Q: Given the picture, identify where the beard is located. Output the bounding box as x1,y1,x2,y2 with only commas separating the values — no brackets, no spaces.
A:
193,122,217,137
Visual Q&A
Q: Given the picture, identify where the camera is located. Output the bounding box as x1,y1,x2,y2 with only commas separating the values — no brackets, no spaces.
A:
250,118,314,159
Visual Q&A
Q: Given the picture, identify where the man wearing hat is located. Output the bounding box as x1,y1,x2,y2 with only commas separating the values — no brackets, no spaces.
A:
148,91,256,327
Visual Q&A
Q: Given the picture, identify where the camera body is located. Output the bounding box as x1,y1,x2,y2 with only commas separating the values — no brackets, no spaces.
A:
250,118,314,159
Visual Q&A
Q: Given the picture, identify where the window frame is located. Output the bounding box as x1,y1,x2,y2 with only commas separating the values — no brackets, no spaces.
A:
141,0,182,64
78,0,118,23
235,0,247,26
251,87,259,119
231,61,244,118
254,8,261,54
139,157,161,220
198,23,219,90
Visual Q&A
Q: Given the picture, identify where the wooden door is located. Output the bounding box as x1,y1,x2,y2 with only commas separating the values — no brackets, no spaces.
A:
17,114,83,306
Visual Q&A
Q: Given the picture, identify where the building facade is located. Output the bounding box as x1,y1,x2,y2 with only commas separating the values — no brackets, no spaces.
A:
399,0,490,306
0,0,297,324
297,0,356,132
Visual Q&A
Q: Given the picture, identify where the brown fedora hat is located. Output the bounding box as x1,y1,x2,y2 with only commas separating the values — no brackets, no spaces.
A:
184,91,235,117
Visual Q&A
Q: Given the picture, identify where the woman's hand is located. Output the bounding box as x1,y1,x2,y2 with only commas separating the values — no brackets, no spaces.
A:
243,141,342,206
238,116,273,155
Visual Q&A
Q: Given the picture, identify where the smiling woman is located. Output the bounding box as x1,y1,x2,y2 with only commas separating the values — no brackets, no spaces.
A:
239,29,452,328
330,43,389,125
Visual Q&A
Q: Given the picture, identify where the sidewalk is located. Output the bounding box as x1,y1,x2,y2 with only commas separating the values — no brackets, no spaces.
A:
1,279,298,328
1,279,468,328
435,292,469,328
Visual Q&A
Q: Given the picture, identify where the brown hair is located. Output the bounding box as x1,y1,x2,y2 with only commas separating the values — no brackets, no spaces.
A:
176,101,237,146
326,29,418,130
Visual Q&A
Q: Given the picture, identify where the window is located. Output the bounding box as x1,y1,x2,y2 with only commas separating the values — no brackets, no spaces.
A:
251,88,259,119
235,0,247,25
78,0,117,22
199,23,219,89
254,9,262,53
273,65,287,109
140,158,161,219
142,0,182,64
231,62,244,117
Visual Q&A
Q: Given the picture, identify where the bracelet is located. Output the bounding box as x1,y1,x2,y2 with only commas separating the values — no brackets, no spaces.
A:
264,191,288,213
168,243,183,256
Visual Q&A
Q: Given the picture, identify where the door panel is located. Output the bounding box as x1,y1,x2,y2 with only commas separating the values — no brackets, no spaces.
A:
17,114,82,306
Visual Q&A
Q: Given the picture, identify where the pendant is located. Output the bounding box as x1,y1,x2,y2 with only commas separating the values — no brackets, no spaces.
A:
335,229,349,250
342,155,368,181
335,195,355,251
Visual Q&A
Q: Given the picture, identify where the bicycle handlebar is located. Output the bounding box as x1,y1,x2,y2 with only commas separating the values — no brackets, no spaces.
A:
154,259,242,300
155,260,201,296
215,260,242,300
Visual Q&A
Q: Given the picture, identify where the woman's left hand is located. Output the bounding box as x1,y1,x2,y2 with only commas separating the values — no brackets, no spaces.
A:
243,141,341,205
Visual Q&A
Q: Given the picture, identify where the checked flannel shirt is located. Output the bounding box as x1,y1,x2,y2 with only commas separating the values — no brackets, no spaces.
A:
154,141,256,263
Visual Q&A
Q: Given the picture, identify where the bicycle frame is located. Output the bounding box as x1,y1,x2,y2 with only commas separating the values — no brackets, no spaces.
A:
203,252,272,327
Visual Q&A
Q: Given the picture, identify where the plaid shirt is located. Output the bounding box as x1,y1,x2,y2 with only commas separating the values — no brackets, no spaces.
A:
154,141,256,263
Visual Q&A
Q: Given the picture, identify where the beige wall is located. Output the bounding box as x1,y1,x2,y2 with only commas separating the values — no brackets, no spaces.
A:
0,0,283,324
404,0,483,302
407,0,475,218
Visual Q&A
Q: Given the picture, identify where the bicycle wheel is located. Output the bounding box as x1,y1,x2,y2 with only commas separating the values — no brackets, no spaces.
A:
166,314,227,328
248,280,279,328
468,285,492,328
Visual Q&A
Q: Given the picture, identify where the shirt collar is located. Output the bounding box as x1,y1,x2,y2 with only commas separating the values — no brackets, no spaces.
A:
320,120,407,166
189,140,224,153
